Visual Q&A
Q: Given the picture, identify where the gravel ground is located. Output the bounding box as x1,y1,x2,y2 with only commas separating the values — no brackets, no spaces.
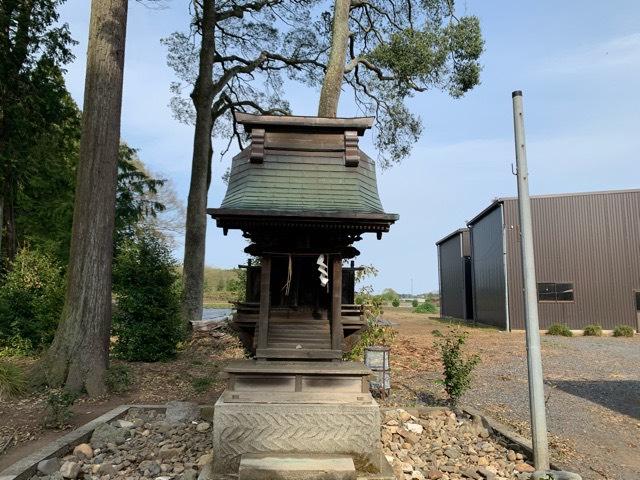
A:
383,309,640,480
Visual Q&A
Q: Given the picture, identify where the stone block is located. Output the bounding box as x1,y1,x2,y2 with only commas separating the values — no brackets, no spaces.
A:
212,397,381,476
238,453,356,480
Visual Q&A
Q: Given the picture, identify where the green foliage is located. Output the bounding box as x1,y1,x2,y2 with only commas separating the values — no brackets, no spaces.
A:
112,233,184,362
412,299,419,308
105,364,133,394
0,360,27,400
191,376,214,394
613,325,635,338
203,267,245,303
0,247,64,351
583,324,602,337
435,329,480,406
391,298,400,307
547,324,573,337
43,389,76,429
414,300,437,314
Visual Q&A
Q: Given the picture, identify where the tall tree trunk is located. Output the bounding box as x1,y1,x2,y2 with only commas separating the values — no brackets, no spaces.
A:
1,175,17,264
181,0,216,328
0,192,4,271
44,0,128,396
317,0,350,118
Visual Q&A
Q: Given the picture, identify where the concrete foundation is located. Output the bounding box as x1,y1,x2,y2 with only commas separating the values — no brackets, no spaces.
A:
212,397,381,476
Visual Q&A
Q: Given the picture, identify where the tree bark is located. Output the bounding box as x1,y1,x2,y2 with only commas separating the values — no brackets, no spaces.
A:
44,0,128,396
181,0,216,328
317,0,350,118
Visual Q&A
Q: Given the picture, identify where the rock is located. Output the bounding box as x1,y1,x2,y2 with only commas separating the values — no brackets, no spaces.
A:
197,460,213,480
506,450,517,462
114,419,135,429
401,462,413,473
477,467,496,480
38,458,61,475
477,457,489,466
195,422,210,432
159,444,185,459
399,410,413,422
397,428,420,445
155,476,172,480
462,468,480,479
181,469,198,480
197,453,213,467
405,423,424,435
97,464,117,476
444,448,460,459
165,401,199,424
427,471,443,480
91,423,127,448
411,470,426,480
59,461,80,479
139,460,162,476
515,463,535,473
73,443,94,459
480,442,495,453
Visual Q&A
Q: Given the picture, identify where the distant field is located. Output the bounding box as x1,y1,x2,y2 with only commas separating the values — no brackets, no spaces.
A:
202,266,241,304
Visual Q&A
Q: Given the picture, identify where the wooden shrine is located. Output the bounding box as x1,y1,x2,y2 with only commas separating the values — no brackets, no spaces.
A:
208,113,398,361
207,113,398,478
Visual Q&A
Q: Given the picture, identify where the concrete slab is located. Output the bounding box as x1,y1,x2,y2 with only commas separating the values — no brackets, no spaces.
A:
239,453,356,480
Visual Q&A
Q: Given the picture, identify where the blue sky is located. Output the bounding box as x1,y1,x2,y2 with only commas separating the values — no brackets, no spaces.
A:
59,0,640,294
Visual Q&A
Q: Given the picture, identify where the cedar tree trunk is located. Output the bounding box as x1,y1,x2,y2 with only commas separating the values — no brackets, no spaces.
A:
317,0,350,118
181,0,216,327
44,0,128,396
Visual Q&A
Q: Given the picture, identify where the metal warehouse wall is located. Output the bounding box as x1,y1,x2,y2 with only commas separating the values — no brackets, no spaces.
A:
438,234,466,319
503,191,640,330
470,206,507,328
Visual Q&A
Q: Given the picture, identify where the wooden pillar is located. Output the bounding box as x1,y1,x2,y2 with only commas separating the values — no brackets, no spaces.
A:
258,256,271,351
331,255,344,351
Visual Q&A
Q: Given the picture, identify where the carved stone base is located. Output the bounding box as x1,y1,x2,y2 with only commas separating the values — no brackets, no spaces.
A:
212,396,381,476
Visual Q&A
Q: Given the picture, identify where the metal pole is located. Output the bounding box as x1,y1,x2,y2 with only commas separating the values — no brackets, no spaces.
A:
511,90,550,471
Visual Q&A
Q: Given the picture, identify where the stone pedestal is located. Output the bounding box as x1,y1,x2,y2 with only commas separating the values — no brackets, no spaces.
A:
211,360,381,476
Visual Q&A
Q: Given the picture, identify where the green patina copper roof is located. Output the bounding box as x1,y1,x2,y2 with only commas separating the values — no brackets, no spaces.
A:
217,113,392,217
220,149,384,214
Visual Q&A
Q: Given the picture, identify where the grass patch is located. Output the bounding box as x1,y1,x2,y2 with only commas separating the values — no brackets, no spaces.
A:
191,376,214,393
105,364,133,394
583,324,602,336
547,324,573,337
0,359,27,399
613,325,635,337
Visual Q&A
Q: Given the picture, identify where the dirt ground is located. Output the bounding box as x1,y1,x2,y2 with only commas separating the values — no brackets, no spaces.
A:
383,309,640,480
1,310,638,480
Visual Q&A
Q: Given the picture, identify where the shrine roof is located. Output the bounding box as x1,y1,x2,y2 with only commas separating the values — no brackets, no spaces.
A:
209,113,397,223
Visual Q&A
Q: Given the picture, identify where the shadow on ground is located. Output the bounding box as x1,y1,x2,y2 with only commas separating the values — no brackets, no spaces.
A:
550,380,640,420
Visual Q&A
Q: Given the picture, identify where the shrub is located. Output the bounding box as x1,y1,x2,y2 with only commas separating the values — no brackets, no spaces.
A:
345,317,397,361
412,299,419,308
583,324,602,337
112,233,184,362
43,389,76,428
613,325,635,338
105,364,133,394
0,359,27,399
0,247,65,351
191,376,214,393
435,329,480,406
391,298,400,307
414,300,437,314
547,324,573,337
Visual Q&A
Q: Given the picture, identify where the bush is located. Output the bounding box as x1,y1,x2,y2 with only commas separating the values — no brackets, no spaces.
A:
43,389,76,428
435,329,480,406
547,324,573,337
112,233,184,362
391,298,400,307
613,325,635,337
0,247,65,351
414,300,437,314
583,324,602,337
0,359,27,399
105,364,133,394
412,299,419,308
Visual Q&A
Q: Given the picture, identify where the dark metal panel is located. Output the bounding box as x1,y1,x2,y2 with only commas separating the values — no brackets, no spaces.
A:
438,233,466,319
470,206,507,328
504,191,640,330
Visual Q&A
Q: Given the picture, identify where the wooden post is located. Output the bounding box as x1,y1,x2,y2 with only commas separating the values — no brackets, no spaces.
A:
258,256,271,351
331,255,344,351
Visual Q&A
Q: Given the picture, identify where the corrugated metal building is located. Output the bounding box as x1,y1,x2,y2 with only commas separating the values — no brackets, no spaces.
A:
436,229,473,320
438,189,640,331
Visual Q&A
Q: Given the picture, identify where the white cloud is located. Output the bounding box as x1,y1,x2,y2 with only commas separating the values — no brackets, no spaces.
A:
538,32,640,75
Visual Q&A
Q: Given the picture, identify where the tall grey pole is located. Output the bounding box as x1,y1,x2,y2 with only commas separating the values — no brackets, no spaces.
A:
512,90,550,471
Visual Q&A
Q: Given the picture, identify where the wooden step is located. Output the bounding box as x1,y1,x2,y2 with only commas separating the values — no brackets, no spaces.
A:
256,348,342,360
